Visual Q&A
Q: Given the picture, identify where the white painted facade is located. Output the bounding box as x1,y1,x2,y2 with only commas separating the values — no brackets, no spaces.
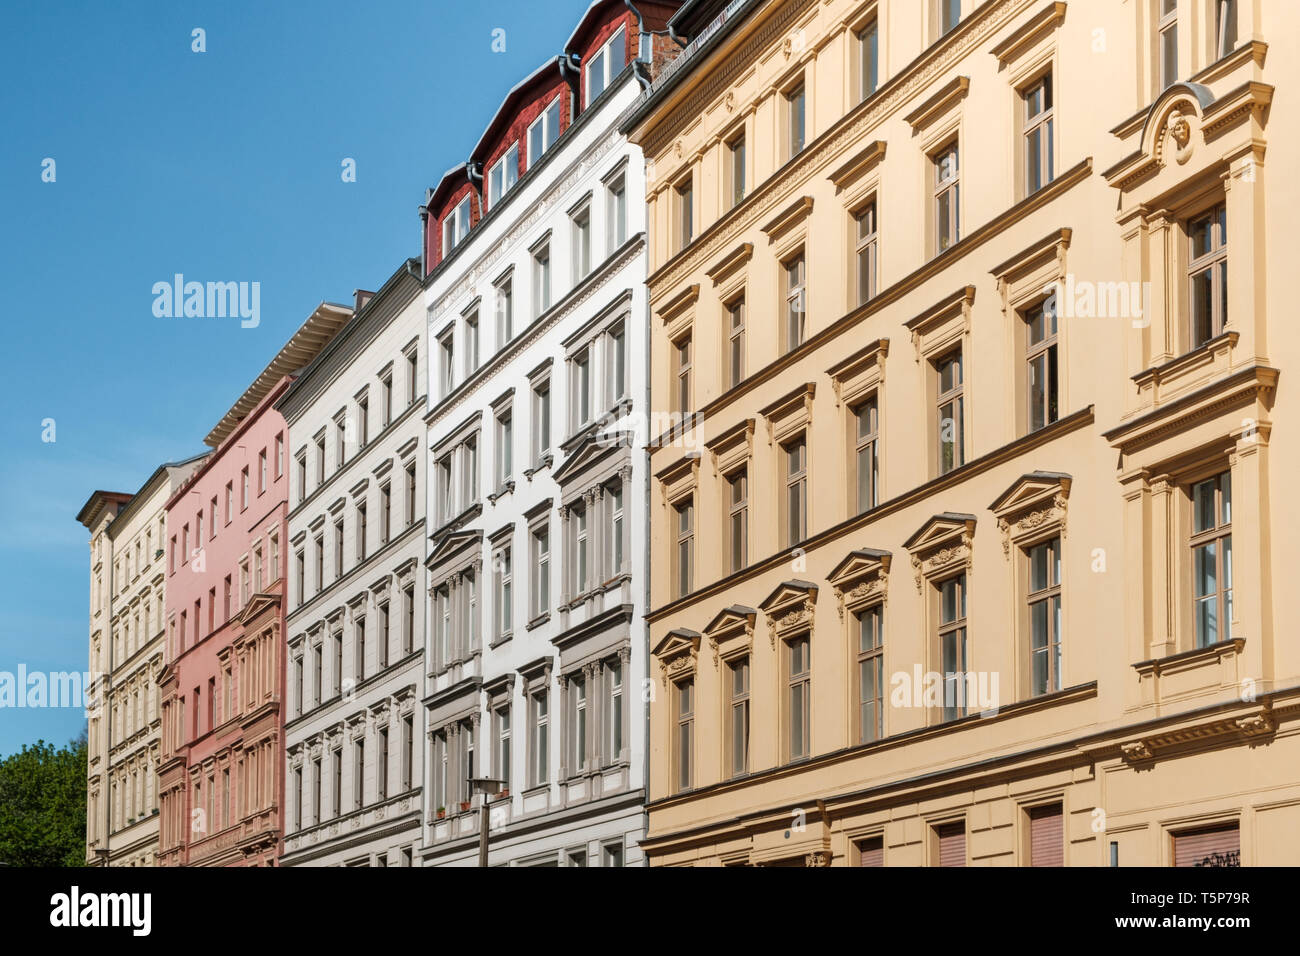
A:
279,271,428,867
420,69,651,866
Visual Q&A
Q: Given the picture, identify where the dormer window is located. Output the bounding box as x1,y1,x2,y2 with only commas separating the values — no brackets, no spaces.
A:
585,25,626,107
442,195,471,254
487,144,519,209
527,98,562,168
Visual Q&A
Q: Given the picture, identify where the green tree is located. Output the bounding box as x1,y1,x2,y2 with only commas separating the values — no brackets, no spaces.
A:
0,733,87,866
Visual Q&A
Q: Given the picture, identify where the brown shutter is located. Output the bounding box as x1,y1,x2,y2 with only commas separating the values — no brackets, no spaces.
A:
1029,803,1064,867
936,822,965,867
858,836,883,867
1174,824,1240,867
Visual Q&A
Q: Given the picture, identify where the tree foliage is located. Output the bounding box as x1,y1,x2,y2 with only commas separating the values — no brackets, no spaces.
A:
0,733,86,867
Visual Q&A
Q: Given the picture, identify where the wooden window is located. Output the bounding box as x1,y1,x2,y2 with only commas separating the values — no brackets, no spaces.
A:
585,25,625,105
728,657,750,777
936,349,964,473
784,252,806,351
495,545,513,639
487,144,519,208
677,177,693,250
1189,203,1228,349
495,705,511,789
786,635,811,761
1158,0,1178,89
607,480,625,577
1173,822,1240,867
785,83,806,157
1191,471,1233,648
571,204,592,282
607,174,627,250
856,605,884,742
1025,300,1059,432
853,396,880,513
674,677,694,791
568,674,587,773
379,483,391,544
532,242,551,317
1215,0,1238,60
1022,72,1054,195
333,518,344,579
532,379,551,460
855,200,878,305
495,275,513,344
1029,803,1064,867
606,659,624,761
858,19,879,101
405,461,416,527
531,524,550,619
464,312,479,375
573,502,590,596
935,821,966,866
727,469,748,573
728,133,746,208
726,295,746,388
857,835,884,867
675,496,694,598
783,436,808,546
674,333,692,413
530,689,549,787
939,574,968,721
1028,537,1063,694
938,0,961,36
380,373,392,427
495,408,512,488
933,142,960,253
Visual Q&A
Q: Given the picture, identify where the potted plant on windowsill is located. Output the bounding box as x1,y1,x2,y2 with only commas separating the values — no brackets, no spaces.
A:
497,787,509,799
435,807,446,819
459,800,472,813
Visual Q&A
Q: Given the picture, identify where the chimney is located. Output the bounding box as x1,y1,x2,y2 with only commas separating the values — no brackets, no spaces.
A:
353,289,374,314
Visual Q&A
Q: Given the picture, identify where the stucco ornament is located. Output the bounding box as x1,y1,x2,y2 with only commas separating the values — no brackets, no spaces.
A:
1164,107,1196,165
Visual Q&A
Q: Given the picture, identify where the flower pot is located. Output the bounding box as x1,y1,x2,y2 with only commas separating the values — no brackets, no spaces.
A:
459,801,472,812
436,808,446,819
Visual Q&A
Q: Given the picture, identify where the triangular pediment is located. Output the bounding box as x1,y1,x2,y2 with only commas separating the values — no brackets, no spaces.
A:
827,549,892,589
552,433,630,487
427,528,482,571
235,591,281,627
704,605,757,639
652,628,701,662
989,472,1072,520
903,513,976,554
758,580,818,614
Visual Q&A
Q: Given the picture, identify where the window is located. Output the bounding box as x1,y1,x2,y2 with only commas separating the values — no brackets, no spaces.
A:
568,674,587,773
935,821,966,867
495,546,512,640
603,842,624,868
933,143,960,253
1189,203,1228,349
939,574,968,721
726,295,746,387
783,436,808,546
787,635,811,760
528,98,562,166
437,328,455,398
1029,803,1064,867
293,657,304,715
462,435,479,506
495,705,511,788
532,379,551,461
1158,0,1178,89
853,396,880,513
295,549,305,604
785,83,806,158
531,524,550,619
380,372,393,428
1214,0,1238,59
858,18,879,101
379,483,391,545
1022,73,1055,196
532,242,551,316
405,347,418,406
208,498,217,539
353,738,365,809
331,747,342,816
313,535,324,591
674,497,693,598
495,409,512,488
495,275,513,344
224,574,232,619
605,659,624,761
855,200,878,305
572,501,590,595
674,677,693,792
607,480,625,577
571,204,592,281
728,657,750,777
356,502,367,562
938,0,961,36
585,25,625,105
225,481,234,523
1173,822,1240,867
1025,300,1059,432
676,177,693,250
487,144,519,208
607,174,627,250
253,543,263,592
728,133,746,208
240,467,249,510
464,312,480,376
314,435,325,486
442,195,471,254
377,726,388,800
856,605,884,742
257,449,268,494
727,469,748,573
1191,472,1232,648
784,253,806,351
334,414,346,470
405,461,417,527
936,350,964,474
435,454,453,523
530,689,549,786
295,453,306,503
672,333,692,414
312,645,322,706
333,518,344,579
608,322,627,403
402,584,415,655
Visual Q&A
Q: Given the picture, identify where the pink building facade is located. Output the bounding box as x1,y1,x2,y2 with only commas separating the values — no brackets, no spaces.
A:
157,304,351,865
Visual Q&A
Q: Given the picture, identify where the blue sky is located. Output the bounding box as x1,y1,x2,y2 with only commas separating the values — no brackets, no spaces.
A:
0,0,589,757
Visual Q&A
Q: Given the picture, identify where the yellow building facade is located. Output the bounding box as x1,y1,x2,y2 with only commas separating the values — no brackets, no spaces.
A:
624,0,1298,866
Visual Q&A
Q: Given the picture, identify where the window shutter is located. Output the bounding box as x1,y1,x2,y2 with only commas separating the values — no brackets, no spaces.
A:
1029,803,1064,867
857,836,883,867
1174,824,1240,867
936,822,965,867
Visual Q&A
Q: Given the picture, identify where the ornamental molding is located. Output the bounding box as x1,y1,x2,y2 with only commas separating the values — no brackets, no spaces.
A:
989,472,1072,557
903,514,976,592
652,629,701,688
827,548,892,620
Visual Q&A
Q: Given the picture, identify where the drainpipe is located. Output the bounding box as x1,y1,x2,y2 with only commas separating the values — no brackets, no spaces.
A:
418,189,433,278
639,215,653,867
558,52,581,118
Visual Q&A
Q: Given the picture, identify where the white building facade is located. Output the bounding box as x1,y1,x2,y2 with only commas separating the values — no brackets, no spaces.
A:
278,272,429,867
419,49,657,866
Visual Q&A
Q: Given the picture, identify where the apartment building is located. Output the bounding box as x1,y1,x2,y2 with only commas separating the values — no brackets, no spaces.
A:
417,0,683,866
277,265,428,868
623,0,1297,865
156,303,351,866
76,456,205,865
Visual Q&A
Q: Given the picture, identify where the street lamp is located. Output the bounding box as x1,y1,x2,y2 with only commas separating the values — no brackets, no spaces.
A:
469,776,506,867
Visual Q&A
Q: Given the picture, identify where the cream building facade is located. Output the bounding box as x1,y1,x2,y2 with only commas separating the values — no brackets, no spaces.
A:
77,456,205,866
625,0,1298,866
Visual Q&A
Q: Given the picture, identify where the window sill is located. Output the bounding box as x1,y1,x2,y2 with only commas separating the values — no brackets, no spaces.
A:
525,613,550,632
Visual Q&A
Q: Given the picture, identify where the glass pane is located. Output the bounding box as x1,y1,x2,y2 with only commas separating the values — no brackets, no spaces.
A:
937,191,952,250
1031,599,1048,651
1193,479,1217,533
1026,127,1042,194
1029,353,1046,433
1032,644,1048,696
1161,26,1178,86
941,578,959,624
1194,541,1217,599
790,684,804,756
857,445,872,511
1029,542,1049,592
1220,472,1232,524
1190,213,1214,258
1196,596,1218,648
